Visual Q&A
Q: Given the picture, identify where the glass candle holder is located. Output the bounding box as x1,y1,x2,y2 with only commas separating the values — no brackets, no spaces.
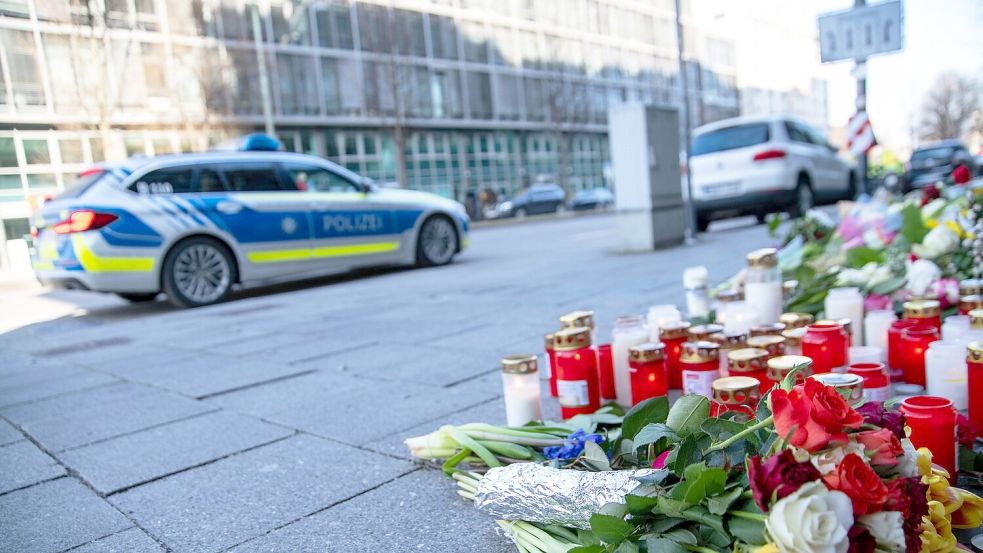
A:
560,310,596,344
680,341,720,399
501,355,543,426
968,342,983,433
887,319,920,372
901,325,941,387
801,321,848,374
744,248,783,325
545,332,558,397
712,376,760,418
596,344,616,401
783,279,799,301
899,395,957,476
750,323,786,337
848,362,891,402
727,347,770,393
746,335,786,359
825,287,864,345
941,315,970,343
683,266,711,319
723,300,758,334
767,355,813,387
960,295,983,316
779,312,814,329
688,323,724,342
810,373,864,407
714,289,743,325
863,309,896,355
710,330,748,376
903,300,942,330
611,315,649,407
835,318,854,348
781,327,805,356
553,327,600,418
848,346,883,365
646,304,682,342
924,340,967,410
628,342,668,405
659,321,690,390
961,278,983,297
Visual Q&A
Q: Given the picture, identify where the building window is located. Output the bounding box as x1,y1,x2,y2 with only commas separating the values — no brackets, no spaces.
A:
430,70,462,119
428,15,458,60
460,21,488,63
26,173,57,189
0,175,21,190
0,29,45,108
320,57,341,114
270,0,311,45
356,3,390,53
277,53,319,115
315,2,354,50
0,137,16,167
59,139,84,164
466,71,492,119
394,9,426,57
22,139,50,165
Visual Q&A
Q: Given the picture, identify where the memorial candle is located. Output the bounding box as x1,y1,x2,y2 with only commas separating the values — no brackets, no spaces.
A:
968,342,983,432
545,332,558,397
961,278,983,297
680,341,720,399
714,289,743,325
746,335,786,359
888,319,919,373
825,287,864,345
659,321,691,390
863,310,896,358
779,312,814,329
744,248,783,325
723,300,757,334
899,395,957,476
781,327,805,355
766,355,813,387
688,323,724,342
801,321,847,374
500,355,543,426
711,376,760,417
596,344,616,401
560,310,596,344
901,325,940,387
924,340,967,410
628,342,668,404
727,347,770,393
611,315,649,407
810,373,865,407
553,327,600,418
750,323,786,337
903,300,942,331
847,362,891,402
960,294,983,316
710,330,747,376
646,304,682,342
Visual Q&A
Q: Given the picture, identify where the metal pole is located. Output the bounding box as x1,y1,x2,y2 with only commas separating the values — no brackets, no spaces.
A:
854,0,867,196
675,0,697,242
251,3,275,138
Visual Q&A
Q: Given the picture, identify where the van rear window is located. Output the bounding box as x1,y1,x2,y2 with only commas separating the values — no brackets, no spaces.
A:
692,124,770,156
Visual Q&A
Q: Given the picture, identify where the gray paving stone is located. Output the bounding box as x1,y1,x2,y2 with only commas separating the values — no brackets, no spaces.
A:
230,469,512,553
210,371,498,445
321,341,501,386
68,527,166,553
0,478,131,553
2,382,213,452
111,435,414,553
0,418,22,446
0,440,66,493
0,367,118,408
253,337,378,366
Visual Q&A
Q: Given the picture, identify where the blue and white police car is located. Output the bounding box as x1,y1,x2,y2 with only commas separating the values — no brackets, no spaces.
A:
30,135,469,307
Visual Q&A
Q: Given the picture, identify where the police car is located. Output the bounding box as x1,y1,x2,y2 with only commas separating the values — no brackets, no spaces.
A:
30,135,469,308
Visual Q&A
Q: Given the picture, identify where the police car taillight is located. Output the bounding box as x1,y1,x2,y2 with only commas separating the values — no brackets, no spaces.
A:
53,210,118,234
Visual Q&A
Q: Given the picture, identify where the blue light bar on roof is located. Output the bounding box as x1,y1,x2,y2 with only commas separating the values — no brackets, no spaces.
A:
211,133,282,152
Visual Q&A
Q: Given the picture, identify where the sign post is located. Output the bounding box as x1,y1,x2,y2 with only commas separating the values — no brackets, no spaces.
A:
818,0,903,196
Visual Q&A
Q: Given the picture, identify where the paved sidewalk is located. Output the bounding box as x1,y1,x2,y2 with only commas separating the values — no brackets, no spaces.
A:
0,214,773,552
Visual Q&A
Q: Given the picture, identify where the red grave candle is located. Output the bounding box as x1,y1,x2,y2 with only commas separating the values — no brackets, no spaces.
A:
847,362,891,402
801,321,848,374
680,341,720,399
903,300,942,331
967,342,983,432
545,332,558,397
887,319,919,372
628,342,668,405
727,347,771,393
899,395,957,476
711,376,760,417
900,325,940,387
596,344,616,401
552,327,600,418
960,295,983,316
660,321,690,390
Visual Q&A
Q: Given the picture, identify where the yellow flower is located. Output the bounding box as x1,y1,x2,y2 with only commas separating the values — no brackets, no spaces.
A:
925,218,939,229
950,487,983,529
923,473,963,515
916,447,935,477
943,220,963,237
920,500,957,553
754,544,778,553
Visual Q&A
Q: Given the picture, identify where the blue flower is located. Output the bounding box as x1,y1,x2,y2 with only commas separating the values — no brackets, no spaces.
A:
543,429,604,460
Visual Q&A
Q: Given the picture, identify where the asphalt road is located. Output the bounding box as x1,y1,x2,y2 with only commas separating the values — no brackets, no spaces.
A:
0,213,775,553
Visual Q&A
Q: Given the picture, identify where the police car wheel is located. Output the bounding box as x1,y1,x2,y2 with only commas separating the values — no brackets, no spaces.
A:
115,292,158,303
416,215,457,267
163,237,236,308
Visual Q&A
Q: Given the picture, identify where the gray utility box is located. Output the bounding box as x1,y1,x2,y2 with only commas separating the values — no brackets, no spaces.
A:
608,103,687,251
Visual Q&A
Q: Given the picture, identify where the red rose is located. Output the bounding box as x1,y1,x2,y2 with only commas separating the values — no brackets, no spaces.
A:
771,379,864,452
855,428,904,466
883,478,911,518
847,525,876,553
747,450,822,511
823,453,888,516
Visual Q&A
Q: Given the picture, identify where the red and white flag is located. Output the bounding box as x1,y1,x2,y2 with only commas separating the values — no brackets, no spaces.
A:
846,110,876,157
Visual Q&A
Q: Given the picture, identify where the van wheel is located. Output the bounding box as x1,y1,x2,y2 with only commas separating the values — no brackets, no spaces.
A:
416,215,458,267
162,237,236,308
116,293,158,303
789,176,813,218
696,214,711,233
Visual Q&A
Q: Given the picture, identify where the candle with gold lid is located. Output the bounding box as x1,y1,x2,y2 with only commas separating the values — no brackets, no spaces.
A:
783,280,799,300
680,341,720,398
712,376,761,417
727,347,770,392
750,322,786,337
961,278,983,297
903,299,942,330
709,330,748,374
660,321,691,390
628,342,668,404
960,294,983,316
688,323,724,342
968,342,983,431
767,355,813,385
781,327,806,355
746,334,786,359
714,289,743,325
553,327,600,418
779,312,814,329
810,373,864,406
972,309,983,329
560,310,596,343
500,355,543,426
744,248,783,325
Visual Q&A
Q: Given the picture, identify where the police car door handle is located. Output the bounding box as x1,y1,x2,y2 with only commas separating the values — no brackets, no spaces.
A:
216,201,242,214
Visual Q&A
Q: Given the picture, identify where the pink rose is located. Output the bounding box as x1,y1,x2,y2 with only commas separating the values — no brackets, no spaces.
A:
863,293,892,311
855,428,904,466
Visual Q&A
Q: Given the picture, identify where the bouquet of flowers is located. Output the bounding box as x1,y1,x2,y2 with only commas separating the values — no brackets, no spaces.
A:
408,370,983,552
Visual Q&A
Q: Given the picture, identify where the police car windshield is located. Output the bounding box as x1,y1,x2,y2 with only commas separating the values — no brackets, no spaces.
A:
57,170,119,199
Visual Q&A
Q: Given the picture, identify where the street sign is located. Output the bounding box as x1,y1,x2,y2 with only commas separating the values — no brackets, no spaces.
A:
818,1,903,63
846,111,876,157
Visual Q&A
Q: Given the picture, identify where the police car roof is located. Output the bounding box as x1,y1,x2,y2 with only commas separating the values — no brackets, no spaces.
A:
114,151,363,181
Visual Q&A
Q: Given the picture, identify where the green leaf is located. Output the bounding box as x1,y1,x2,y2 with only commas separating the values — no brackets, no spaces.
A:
633,423,680,451
634,470,671,487
727,515,767,546
614,541,639,553
666,435,702,476
665,395,710,437
646,538,687,553
662,528,698,545
622,396,670,440
645,517,685,534
901,203,929,244
569,546,606,553
870,275,906,295
626,492,661,515
672,463,726,504
589,513,633,545
845,246,884,268
583,440,612,471
577,529,602,546
707,486,743,515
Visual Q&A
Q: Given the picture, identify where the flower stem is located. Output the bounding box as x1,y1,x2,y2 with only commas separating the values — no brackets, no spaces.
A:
729,510,768,522
704,415,774,453
683,545,720,553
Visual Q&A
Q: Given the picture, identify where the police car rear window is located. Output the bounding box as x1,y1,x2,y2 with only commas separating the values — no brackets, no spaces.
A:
58,171,113,199
131,168,195,194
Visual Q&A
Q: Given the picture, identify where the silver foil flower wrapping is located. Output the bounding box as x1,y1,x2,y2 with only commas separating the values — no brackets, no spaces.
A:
473,463,654,529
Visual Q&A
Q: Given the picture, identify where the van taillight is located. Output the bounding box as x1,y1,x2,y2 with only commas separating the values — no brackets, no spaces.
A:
752,149,786,161
53,210,118,234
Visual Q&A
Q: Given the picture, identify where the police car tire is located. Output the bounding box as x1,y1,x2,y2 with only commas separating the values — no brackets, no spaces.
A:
416,215,458,267
162,237,237,308
116,292,158,303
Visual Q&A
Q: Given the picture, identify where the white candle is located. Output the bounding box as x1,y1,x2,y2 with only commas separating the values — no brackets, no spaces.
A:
723,300,758,335
863,309,896,359
646,305,681,342
849,346,883,365
825,288,864,345
925,340,968,410
501,355,543,426
744,249,783,325
941,315,970,342
683,266,710,318
612,315,649,407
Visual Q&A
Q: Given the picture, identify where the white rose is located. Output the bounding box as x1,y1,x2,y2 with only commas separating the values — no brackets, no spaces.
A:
835,268,867,287
912,225,959,259
897,438,919,478
921,199,947,218
868,265,894,289
806,208,835,229
905,258,941,296
810,441,866,476
858,511,905,552
766,481,854,553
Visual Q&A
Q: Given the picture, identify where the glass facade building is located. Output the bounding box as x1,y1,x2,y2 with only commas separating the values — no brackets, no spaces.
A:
0,0,740,242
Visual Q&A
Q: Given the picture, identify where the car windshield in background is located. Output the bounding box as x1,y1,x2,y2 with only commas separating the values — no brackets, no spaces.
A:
910,146,956,160
691,123,770,156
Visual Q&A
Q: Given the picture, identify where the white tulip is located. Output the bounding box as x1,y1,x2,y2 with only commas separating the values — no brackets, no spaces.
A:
858,511,906,552
912,225,959,259
766,481,854,553
905,258,941,296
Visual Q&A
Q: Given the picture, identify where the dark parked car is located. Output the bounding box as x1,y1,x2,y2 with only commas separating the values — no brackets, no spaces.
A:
493,183,566,218
904,140,977,191
570,187,614,211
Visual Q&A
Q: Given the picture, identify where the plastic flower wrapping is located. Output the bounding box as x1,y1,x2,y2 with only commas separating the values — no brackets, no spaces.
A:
405,368,983,552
